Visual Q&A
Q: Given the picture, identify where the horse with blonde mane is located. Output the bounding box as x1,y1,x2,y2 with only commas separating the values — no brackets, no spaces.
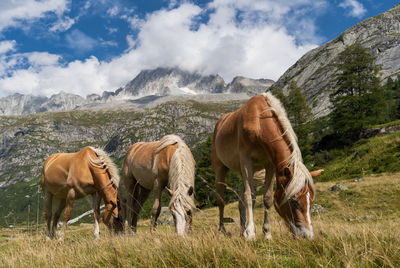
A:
123,135,195,236
41,147,123,239
212,93,323,240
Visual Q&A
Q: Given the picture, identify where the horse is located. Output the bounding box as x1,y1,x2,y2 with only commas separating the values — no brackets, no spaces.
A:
123,134,195,236
41,147,124,240
212,92,323,240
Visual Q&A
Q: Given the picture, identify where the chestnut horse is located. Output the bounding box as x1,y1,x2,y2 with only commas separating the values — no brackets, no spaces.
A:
212,93,322,240
123,135,195,236
41,147,123,239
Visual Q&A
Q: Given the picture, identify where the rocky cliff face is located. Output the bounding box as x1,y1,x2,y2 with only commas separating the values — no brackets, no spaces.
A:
115,67,226,99
0,92,86,115
273,4,400,118
226,76,274,95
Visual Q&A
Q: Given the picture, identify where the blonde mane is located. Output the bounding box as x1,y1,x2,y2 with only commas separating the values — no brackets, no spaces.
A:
154,135,196,209
89,147,121,188
262,92,314,204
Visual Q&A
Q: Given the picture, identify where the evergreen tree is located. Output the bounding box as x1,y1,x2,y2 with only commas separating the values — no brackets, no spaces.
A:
287,82,312,128
385,75,400,119
329,42,386,136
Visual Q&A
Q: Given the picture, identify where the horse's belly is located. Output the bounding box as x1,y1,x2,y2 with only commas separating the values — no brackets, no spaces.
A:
132,167,155,190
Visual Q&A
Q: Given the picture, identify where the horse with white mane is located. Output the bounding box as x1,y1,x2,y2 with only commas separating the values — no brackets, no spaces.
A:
212,93,323,240
41,147,124,239
123,135,195,236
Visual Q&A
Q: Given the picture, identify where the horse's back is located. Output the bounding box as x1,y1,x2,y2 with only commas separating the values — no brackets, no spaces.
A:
42,148,94,198
124,142,159,190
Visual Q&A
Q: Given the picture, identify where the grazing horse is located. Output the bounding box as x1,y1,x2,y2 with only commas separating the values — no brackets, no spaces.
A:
41,147,123,239
123,135,195,236
212,93,323,240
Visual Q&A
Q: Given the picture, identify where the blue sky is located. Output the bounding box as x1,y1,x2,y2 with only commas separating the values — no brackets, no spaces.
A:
0,0,397,97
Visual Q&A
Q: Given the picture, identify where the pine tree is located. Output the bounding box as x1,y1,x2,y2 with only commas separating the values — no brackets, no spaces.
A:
329,42,386,136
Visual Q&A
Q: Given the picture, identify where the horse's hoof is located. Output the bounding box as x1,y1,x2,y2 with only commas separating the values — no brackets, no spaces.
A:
218,226,227,234
264,233,272,240
243,228,256,241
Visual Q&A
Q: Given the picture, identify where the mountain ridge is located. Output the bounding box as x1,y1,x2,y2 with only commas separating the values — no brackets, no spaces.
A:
0,67,274,115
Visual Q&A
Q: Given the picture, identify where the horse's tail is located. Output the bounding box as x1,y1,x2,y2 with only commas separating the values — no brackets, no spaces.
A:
155,135,196,209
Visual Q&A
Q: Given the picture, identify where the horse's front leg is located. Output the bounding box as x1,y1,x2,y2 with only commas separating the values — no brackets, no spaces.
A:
262,166,275,240
150,179,162,232
240,156,256,240
92,192,102,239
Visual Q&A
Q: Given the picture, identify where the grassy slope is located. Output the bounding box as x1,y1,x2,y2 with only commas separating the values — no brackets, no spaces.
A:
1,172,399,267
316,132,400,181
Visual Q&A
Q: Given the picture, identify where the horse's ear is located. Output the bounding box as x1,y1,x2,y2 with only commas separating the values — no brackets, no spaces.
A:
166,187,174,196
188,186,194,196
310,169,324,178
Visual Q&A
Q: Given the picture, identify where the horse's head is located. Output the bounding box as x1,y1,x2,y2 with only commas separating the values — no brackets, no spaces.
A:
111,195,125,234
167,186,194,236
274,168,323,239
103,186,125,234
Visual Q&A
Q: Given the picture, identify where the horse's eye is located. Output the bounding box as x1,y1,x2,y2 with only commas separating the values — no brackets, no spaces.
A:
290,198,299,208
186,210,192,216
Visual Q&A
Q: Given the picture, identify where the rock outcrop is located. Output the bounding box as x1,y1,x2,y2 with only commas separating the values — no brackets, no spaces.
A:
272,4,400,118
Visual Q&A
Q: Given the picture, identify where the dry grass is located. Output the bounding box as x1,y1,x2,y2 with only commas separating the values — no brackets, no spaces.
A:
1,173,399,267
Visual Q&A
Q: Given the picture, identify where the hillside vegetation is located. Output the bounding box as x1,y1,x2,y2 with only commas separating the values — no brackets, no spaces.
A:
1,172,399,267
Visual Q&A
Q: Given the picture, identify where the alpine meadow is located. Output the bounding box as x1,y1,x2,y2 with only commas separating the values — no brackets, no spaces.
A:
1,1,400,268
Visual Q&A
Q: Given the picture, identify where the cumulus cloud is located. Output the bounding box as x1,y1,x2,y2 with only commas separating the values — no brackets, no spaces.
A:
339,0,367,18
65,30,98,54
0,40,16,54
0,0,327,97
0,0,69,32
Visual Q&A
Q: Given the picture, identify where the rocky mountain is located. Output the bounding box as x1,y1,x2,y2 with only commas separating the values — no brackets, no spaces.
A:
272,3,400,118
114,67,226,98
0,92,86,115
0,67,273,115
227,76,274,95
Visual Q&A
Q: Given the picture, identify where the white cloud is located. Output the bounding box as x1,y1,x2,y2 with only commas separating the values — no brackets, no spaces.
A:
339,0,367,18
0,0,325,97
50,16,75,32
65,30,97,53
107,6,119,17
0,40,16,54
0,0,69,32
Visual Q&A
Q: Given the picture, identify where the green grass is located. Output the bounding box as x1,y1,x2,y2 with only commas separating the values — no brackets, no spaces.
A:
316,132,400,181
0,173,399,267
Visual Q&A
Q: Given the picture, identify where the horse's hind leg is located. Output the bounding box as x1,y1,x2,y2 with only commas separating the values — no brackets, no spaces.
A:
133,185,150,232
151,179,163,232
214,163,228,234
52,198,66,239
126,178,140,232
44,190,53,239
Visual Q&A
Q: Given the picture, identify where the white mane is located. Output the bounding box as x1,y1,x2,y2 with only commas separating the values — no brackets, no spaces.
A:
154,135,196,209
262,92,314,204
89,147,121,188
